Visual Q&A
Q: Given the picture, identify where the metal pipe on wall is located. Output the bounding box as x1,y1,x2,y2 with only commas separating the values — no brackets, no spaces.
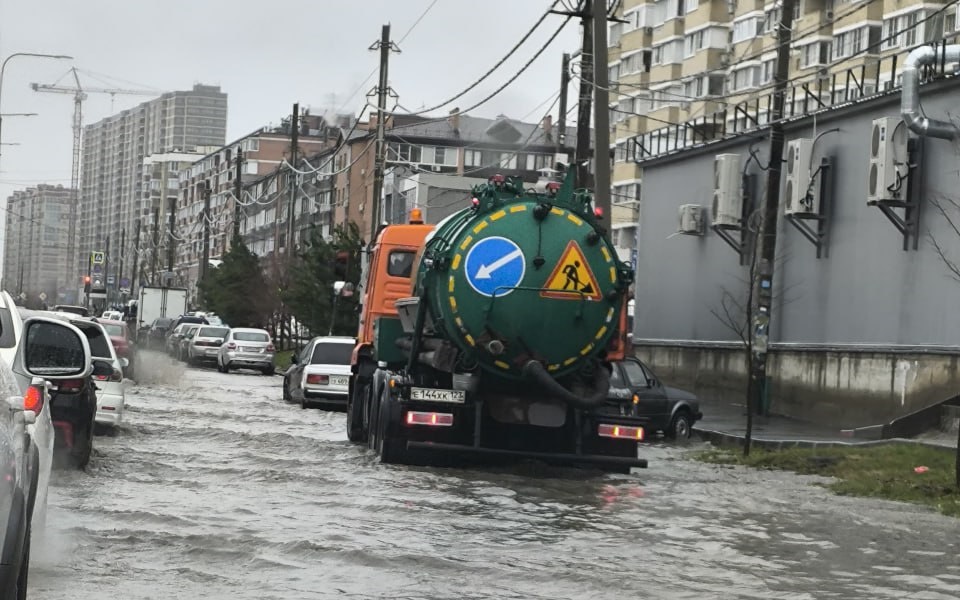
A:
901,45,960,140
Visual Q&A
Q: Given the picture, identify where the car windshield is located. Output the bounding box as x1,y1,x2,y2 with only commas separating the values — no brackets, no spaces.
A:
198,327,228,338
234,332,269,342
311,343,353,365
102,324,124,337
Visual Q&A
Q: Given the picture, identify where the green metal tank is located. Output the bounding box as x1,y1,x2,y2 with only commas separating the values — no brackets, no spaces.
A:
414,173,633,381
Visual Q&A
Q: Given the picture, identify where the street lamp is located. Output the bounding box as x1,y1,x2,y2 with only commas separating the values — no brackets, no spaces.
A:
0,52,72,163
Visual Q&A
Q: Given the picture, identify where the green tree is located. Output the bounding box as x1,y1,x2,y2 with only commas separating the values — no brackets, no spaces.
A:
283,222,363,337
199,235,273,328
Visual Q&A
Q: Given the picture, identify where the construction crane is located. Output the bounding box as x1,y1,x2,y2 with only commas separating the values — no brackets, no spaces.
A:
30,67,162,286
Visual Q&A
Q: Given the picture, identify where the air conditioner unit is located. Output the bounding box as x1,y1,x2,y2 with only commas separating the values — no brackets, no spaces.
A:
712,153,743,227
867,117,907,203
644,26,654,35
784,138,820,216
719,51,730,66
825,9,834,20
678,204,705,235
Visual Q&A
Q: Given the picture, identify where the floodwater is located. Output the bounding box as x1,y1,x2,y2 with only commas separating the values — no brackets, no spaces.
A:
26,352,960,599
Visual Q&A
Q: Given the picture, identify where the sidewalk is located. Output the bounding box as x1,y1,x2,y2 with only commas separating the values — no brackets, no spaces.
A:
693,399,958,451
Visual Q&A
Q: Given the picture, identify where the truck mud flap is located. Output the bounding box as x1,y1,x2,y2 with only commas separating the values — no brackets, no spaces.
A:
405,441,648,469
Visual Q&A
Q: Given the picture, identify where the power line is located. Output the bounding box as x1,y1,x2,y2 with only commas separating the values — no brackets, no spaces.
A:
384,1,561,117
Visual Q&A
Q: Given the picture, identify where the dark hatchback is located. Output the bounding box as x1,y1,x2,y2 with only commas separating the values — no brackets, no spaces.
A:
605,358,703,440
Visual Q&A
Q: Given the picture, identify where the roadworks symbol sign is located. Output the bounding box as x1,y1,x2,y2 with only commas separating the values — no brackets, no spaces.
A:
541,241,601,300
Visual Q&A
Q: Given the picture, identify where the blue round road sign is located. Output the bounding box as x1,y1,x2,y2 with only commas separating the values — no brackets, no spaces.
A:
464,236,525,297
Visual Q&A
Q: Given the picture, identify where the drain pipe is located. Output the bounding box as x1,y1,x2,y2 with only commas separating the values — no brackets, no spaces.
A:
901,44,960,140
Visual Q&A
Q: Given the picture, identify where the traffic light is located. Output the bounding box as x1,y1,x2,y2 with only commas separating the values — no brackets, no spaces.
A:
83,275,91,294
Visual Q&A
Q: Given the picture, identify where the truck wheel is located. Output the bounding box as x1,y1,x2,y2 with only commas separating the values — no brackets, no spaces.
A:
346,381,368,443
375,388,406,465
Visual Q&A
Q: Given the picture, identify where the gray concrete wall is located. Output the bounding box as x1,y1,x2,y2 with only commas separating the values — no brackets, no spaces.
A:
635,81,960,425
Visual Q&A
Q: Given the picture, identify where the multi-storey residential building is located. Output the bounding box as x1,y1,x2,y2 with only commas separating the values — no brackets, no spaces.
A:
607,0,959,265
79,84,227,295
172,111,346,299
2,185,76,304
331,109,572,238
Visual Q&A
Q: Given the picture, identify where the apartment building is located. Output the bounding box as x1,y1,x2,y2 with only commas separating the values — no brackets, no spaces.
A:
331,109,573,238
79,84,227,292
615,0,958,156
172,112,346,297
2,185,76,304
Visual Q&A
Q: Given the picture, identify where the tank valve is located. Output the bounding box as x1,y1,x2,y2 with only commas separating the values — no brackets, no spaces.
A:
586,231,601,246
486,340,505,355
533,203,552,221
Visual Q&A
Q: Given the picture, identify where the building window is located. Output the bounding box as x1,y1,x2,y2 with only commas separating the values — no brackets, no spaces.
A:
800,42,830,68
730,65,760,91
685,0,698,13
609,22,624,46
609,62,621,85
387,142,422,163
684,30,705,57
760,58,776,83
614,142,629,163
883,11,922,50
464,149,481,167
499,152,517,169
833,25,879,59
732,16,761,43
945,9,956,34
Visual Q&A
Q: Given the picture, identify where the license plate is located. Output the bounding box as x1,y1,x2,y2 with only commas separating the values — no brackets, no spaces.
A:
329,376,349,386
241,347,262,353
410,387,465,403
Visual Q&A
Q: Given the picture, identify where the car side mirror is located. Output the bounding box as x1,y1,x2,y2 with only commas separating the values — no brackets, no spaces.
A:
646,377,658,388
17,317,92,379
92,359,113,378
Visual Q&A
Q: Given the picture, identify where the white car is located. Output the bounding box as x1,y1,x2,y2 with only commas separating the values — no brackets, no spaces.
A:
4,311,94,595
217,328,276,375
282,336,353,409
101,310,123,321
79,319,128,429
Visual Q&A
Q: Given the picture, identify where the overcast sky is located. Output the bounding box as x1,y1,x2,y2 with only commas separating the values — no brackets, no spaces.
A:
0,0,582,236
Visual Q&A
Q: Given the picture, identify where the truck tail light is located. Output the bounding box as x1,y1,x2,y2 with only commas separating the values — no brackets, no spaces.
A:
306,374,328,385
598,424,644,440
23,384,43,414
405,411,453,427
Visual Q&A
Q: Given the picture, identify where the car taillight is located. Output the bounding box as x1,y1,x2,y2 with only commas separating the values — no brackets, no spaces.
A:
23,384,43,414
226,342,236,349
266,344,275,352
598,424,644,440
306,374,328,385
57,379,84,393
405,411,453,427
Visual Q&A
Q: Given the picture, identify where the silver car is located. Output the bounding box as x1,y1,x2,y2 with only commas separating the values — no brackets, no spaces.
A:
217,328,275,375
186,326,230,366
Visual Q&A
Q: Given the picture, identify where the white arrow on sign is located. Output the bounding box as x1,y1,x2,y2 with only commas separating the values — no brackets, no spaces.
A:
475,248,523,280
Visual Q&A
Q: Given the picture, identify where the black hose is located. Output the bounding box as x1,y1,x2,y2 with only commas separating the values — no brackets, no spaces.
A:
522,360,610,409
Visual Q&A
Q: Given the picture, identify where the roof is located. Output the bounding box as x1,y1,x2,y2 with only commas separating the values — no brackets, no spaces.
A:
230,327,270,333
386,113,577,149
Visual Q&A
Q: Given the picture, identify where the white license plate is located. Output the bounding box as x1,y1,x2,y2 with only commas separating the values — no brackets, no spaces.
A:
329,376,349,386
241,347,262,353
410,387,465,403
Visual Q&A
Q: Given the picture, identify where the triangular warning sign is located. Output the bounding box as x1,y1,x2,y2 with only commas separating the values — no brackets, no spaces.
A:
540,241,602,300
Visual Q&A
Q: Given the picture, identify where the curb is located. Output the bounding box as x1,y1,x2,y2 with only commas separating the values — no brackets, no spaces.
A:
693,427,957,453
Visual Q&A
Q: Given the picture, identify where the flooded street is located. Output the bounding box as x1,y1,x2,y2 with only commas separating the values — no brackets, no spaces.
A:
24,353,960,599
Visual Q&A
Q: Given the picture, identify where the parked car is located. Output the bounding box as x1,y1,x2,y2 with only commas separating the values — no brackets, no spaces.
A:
217,328,275,375
3,314,94,598
82,320,128,431
51,304,88,317
164,323,194,357
606,358,703,440
185,326,229,366
100,310,123,321
283,336,353,409
92,318,137,380
145,317,174,349
169,314,208,331
176,325,202,361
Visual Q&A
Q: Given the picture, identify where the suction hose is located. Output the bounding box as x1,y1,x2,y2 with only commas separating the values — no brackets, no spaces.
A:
522,359,610,409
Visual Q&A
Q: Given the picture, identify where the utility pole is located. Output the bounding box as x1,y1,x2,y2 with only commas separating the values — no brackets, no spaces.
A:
234,147,243,239
557,52,571,161
747,0,796,453
104,233,110,306
151,208,160,286
131,219,140,297
592,0,611,232
574,1,594,192
200,180,212,297
370,24,399,243
286,103,299,254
